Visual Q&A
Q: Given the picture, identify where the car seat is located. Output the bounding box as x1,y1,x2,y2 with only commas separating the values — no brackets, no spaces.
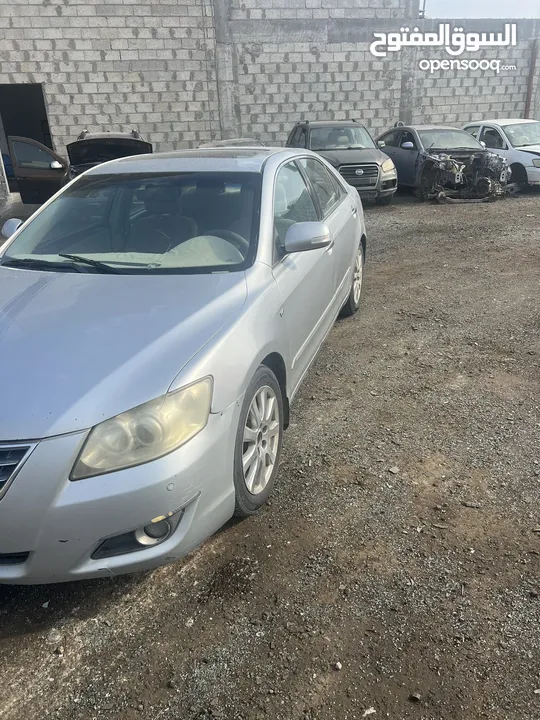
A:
129,187,197,253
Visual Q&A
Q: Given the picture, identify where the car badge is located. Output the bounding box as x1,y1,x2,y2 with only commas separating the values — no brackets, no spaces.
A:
355,169,364,176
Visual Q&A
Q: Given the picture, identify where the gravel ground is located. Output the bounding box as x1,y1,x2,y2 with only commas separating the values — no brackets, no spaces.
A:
0,192,539,720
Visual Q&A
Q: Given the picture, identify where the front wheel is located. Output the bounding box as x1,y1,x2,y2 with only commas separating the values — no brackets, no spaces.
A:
233,366,284,517
340,243,365,317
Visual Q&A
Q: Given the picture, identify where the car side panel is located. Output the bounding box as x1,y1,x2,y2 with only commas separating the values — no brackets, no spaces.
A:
168,262,292,410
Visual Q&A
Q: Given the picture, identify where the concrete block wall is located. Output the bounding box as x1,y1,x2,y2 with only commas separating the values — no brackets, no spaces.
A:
0,0,220,154
411,30,539,126
224,16,540,144
228,0,418,21
0,0,539,205
233,39,402,142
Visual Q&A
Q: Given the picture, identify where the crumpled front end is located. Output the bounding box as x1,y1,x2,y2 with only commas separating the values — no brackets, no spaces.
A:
418,151,517,203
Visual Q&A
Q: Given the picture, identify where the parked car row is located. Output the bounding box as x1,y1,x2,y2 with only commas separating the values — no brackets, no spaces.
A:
5,117,540,207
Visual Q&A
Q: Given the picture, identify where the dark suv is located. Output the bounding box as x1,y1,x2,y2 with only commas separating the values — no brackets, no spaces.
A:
286,120,398,205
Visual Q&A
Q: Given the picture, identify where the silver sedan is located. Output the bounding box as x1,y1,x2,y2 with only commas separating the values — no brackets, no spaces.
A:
0,147,366,583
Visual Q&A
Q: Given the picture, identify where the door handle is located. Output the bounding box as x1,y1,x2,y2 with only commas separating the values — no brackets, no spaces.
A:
351,206,358,215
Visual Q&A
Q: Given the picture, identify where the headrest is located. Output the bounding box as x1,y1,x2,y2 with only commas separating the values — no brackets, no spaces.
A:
139,186,180,216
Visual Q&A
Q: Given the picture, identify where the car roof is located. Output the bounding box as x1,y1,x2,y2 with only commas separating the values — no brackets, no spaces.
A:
465,118,537,126
379,125,462,135
85,147,300,175
71,132,145,141
297,120,367,128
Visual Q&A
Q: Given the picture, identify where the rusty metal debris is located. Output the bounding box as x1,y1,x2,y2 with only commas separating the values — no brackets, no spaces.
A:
416,151,518,203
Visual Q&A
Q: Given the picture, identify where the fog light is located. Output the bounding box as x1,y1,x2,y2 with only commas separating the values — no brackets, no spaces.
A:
92,509,183,560
135,519,171,546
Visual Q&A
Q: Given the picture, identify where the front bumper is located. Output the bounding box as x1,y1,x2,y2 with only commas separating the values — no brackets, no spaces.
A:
0,402,240,584
525,166,540,185
340,169,398,199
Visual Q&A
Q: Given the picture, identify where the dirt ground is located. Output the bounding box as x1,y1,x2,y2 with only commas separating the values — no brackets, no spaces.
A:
0,191,539,720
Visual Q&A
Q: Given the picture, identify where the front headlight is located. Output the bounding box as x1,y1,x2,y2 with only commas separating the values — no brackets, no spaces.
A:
532,158,540,168
71,378,213,480
381,158,395,173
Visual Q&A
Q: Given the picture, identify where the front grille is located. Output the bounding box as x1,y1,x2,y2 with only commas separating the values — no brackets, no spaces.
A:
0,444,33,500
338,163,379,186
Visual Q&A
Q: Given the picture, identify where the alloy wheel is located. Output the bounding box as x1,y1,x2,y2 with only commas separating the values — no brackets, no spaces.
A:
242,386,280,495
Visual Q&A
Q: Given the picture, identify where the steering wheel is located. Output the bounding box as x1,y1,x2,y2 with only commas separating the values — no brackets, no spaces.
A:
206,229,249,255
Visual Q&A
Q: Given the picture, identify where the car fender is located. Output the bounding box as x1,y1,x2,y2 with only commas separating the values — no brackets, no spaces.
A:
168,262,291,414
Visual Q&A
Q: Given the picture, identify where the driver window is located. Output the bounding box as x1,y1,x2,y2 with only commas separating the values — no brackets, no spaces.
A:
11,140,57,169
400,130,417,149
274,162,318,256
480,127,504,149
465,125,481,139
381,130,400,147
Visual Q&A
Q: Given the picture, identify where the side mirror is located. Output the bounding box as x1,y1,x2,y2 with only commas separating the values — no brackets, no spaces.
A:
283,222,332,254
377,140,386,148
401,141,415,150
480,141,486,149
1,218,23,239
50,160,63,170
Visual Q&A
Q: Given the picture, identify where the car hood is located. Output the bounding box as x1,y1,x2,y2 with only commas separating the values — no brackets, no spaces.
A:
315,148,385,167
518,145,540,157
0,269,246,440
66,138,153,168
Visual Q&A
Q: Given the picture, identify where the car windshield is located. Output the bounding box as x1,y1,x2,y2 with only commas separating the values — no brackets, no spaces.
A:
1,172,262,274
418,129,483,151
501,122,540,148
309,126,376,151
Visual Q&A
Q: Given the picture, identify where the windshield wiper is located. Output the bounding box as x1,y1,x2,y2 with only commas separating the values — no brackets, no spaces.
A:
1,257,87,272
58,253,122,274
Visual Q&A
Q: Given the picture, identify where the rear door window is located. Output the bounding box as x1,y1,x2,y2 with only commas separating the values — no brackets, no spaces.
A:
298,158,341,217
274,161,318,252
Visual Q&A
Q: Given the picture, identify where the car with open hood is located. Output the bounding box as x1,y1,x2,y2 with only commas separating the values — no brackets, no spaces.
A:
463,118,540,189
0,147,366,584
6,130,152,204
286,120,398,205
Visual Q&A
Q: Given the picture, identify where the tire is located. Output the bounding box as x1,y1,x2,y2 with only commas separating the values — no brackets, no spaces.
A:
415,171,432,201
510,163,528,190
375,194,393,206
340,242,365,318
233,365,284,517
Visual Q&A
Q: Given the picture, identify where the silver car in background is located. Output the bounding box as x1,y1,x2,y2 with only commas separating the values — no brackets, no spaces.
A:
0,148,366,584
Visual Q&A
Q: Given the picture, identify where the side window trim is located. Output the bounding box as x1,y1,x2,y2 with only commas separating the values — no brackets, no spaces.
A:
294,158,323,220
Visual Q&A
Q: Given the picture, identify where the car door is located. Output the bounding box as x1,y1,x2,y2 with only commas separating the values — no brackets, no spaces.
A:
378,129,401,164
271,160,336,392
7,136,67,204
390,129,420,186
298,156,358,308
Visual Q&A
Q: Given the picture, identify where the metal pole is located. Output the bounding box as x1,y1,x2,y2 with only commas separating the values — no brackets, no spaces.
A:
524,38,538,119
